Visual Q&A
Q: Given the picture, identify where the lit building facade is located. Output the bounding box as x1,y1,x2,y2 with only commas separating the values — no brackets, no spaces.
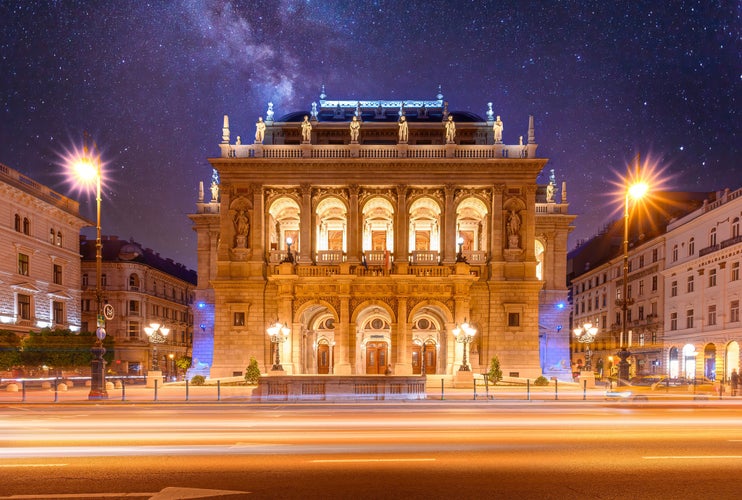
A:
190,91,574,380
0,163,89,334
79,235,196,377
663,187,742,382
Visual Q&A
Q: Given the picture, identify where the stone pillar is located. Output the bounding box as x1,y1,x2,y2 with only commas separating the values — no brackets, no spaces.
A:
491,185,504,261
395,185,408,265
348,185,360,263
442,184,456,264
395,296,411,374
525,185,537,261
336,296,352,374
300,184,312,263
251,184,264,258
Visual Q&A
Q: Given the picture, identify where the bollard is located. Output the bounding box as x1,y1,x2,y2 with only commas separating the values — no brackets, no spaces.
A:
473,379,477,400
583,379,587,401
555,378,558,400
154,378,158,402
185,379,189,401
121,379,126,402
441,378,444,400
217,380,221,401
54,377,58,403
484,374,490,400
21,380,26,402
527,379,530,401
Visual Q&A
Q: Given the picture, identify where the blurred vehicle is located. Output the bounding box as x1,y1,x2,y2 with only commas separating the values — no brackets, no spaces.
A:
606,376,717,401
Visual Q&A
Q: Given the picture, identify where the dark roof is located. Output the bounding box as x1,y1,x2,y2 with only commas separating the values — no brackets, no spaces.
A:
79,235,197,285
276,110,485,123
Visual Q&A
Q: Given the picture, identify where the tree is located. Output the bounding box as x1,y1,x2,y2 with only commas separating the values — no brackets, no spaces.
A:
175,356,192,372
0,330,21,371
245,356,261,384
487,355,503,385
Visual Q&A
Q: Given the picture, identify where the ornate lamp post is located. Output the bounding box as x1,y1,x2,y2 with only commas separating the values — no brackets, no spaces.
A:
573,322,599,371
69,135,108,400
617,179,649,385
282,236,295,263
144,323,170,371
453,319,476,371
456,236,467,263
267,321,290,371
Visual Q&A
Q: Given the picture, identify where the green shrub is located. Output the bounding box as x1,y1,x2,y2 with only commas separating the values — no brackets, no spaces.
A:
190,375,206,386
487,356,503,385
533,375,549,386
245,356,261,384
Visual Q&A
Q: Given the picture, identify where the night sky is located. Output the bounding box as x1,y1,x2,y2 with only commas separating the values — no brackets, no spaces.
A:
2,1,739,271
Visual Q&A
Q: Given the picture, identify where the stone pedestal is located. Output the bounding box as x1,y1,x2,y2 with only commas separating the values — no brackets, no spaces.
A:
454,369,474,388
580,370,596,388
146,370,163,388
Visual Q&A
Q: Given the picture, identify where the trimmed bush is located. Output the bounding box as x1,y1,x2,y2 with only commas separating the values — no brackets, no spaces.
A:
244,356,261,385
190,375,206,386
487,356,503,385
533,375,549,386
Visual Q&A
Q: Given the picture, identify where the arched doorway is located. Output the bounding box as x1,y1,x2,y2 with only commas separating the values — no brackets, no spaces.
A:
356,307,393,375
682,344,697,380
412,341,437,375
726,341,740,381
668,347,679,378
317,339,332,374
704,343,716,380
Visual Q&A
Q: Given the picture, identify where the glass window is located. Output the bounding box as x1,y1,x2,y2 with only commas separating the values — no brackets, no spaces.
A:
23,217,30,235
128,321,141,339
14,214,21,232
671,280,677,297
18,253,29,276
709,228,717,246
129,300,140,314
686,309,694,329
670,312,677,331
53,301,64,324
709,268,717,287
17,294,31,320
732,262,740,281
688,238,695,256
508,312,520,327
731,300,740,323
53,264,62,285
708,305,716,326
672,245,678,262
651,275,658,292
234,312,245,326
687,275,694,293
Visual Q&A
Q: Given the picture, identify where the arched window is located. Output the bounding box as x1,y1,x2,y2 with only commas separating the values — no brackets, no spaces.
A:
709,227,717,246
672,244,678,262
733,217,740,239
129,273,141,291
23,217,30,235
50,228,56,244
688,237,694,256
14,214,21,232
56,231,62,246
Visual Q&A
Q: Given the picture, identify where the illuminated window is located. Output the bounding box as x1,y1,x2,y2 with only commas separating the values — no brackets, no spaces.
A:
18,253,29,276
17,294,31,320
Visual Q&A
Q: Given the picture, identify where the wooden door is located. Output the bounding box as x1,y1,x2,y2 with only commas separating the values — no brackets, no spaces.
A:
317,343,330,374
424,343,437,374
412,345,421,374
366,342,388,374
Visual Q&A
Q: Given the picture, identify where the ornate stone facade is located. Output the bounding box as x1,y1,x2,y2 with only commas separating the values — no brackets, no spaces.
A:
190,92,574,380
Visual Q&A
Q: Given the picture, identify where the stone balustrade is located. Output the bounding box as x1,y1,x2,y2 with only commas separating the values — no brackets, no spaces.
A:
252,374,427,401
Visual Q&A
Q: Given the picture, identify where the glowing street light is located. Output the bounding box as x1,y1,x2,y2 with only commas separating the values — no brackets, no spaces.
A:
144,323,170,371
453,319,476,371
282,236,295,263
617,167,650,386
573,322,598,371
68,134,108,400
267,321,290,371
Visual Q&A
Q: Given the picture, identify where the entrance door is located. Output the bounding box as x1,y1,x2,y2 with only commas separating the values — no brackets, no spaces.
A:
317,343,330,374
423,343,437,374
366,342,388,374
412,345,421,374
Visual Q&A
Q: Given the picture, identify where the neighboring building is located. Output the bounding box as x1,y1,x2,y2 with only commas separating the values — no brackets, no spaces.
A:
568,188,741,382
663,187,742,382
0,163,90,335
79,235,197,377
190,90,575,381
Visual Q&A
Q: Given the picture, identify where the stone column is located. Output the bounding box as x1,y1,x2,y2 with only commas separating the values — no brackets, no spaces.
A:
348,185,360,263
251,184,264,258
300,184,312,263
395,185,408,266
525,185,537,261
491,185,504,261
335,296,352,374
395,296,410,374
443,184,456,264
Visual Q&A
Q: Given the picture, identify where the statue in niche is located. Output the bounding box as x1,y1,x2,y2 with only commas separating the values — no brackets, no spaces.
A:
255,117,266,143
507,209,521,249
234,210,250,248
398,116,408,143
301,115,312,142
493,115,503,143
445,115,456,143
210,181,219,203
546,182,555,203
349,115,361,142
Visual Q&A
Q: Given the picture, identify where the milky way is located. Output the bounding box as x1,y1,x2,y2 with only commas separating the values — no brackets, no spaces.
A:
1,1,739,269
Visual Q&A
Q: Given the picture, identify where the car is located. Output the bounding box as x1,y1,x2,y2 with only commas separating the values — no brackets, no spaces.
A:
606,376,717,401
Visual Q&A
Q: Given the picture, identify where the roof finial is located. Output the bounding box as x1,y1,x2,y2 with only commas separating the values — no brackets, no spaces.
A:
320,84,326,101
436,84,443,101
221,115,230,144
528,115,535,144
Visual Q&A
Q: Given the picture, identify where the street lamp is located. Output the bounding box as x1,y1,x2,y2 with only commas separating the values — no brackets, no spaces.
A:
69,134,108,400
144,323,170,371
453,319,476,371
267,321,290,371
617,177,649,385
573,322,599,371
168,353,175,381
282,236,295,263
456,236,467,263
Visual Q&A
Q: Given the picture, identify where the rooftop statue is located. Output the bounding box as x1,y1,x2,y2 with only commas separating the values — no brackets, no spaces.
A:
493,115,503,143
445,115,456,143
255,117,266,143
398,116,408,143
266,102,274,122
301,115,312,142
349,115,361,142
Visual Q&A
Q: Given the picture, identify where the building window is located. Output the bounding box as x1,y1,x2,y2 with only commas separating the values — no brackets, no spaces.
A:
23,217,30,235
129,273,140,290
627,285,632,300
18,253,29,276
709,227,717,246
50,228,56,244
508,312,520,327
14,214,21,232
731,262,739,282
82,299,91,312
651,275,658,292
688,238,695,256
731,300,740,323
733,217,740,238
129,300,140,314
708,268,717,287
17,294,31,320
101,274,107,287
670,312,677,331
652,249,658,262
594,296,599,310
53,301,64,324
686,309,694,329
602,293,607,307
708,305,716,326
56,231,62,246
672,245,678,262
53,264,62,285
638,306,644,320
128,321,141,339
639,255,645,268
638,280,644,296
82,273,89,287
687,275,694,293
234,312,245,326
671,280,677,297
615,312,621,326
